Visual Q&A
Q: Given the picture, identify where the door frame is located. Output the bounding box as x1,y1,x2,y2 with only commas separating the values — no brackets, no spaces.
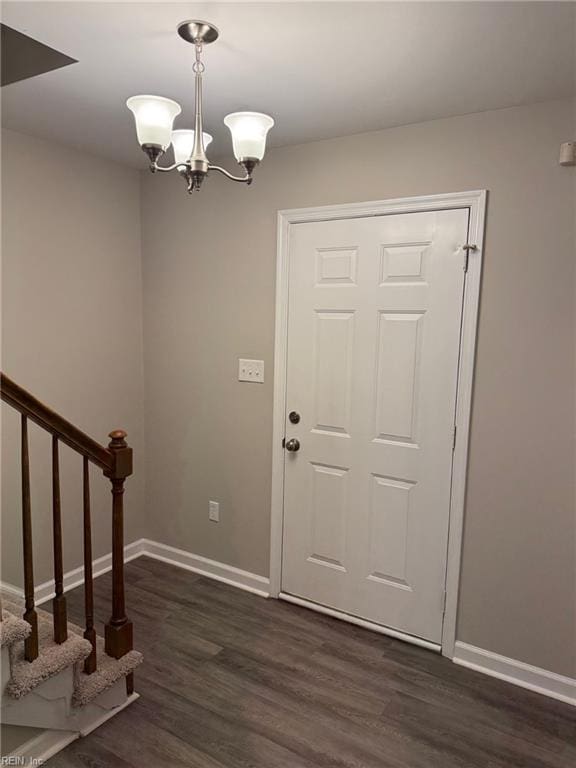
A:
269,190,487,658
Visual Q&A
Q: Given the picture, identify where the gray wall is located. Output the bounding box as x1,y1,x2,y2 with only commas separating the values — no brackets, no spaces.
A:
2,100,574,680
141,98,575,678
1,129,145,585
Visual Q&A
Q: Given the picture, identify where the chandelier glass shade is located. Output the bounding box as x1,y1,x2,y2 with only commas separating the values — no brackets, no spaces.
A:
126,20,274,194
126,95,181,150
224,112,274,162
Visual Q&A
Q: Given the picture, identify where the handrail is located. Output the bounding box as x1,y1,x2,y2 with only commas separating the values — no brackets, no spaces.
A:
1,371,134,682
0,373,112,471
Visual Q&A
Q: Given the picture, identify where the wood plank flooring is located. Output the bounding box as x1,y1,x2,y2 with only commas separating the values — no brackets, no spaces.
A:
49,557,576,767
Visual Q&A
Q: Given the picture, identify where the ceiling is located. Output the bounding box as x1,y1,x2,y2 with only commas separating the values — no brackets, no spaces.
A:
1,2,574,169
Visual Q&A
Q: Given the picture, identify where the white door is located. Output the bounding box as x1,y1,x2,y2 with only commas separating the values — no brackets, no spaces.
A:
281,208,469,643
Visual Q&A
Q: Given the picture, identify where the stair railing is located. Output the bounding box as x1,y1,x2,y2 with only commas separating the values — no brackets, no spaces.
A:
1,373,133,685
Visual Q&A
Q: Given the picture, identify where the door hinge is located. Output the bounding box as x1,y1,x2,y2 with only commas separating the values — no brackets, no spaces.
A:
452,425,457,451
462,243,478,273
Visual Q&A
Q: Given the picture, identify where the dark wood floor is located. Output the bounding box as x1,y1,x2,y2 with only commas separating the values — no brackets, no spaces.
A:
49,557,575,767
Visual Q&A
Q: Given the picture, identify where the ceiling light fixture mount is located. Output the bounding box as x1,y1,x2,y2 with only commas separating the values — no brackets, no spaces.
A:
177,20,219,45
127,20,274,194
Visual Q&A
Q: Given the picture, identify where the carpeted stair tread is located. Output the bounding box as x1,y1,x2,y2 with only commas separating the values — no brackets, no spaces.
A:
0,608,31,648
5,602,92,699
1,594,143,707
73,635,142,707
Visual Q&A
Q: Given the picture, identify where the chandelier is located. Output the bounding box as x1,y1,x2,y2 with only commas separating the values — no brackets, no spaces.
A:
127,20,274,194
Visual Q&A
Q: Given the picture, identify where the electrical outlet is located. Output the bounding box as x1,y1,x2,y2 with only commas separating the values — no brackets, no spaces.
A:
238,358,264,383
209,500,219,522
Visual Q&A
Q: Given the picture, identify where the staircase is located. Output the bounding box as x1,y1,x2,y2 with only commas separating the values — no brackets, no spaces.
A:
0,373,142,752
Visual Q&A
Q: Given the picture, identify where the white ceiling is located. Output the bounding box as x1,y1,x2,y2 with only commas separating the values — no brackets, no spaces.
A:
1,2,574,168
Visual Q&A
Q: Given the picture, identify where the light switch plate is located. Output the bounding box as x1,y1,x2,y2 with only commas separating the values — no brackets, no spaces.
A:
209,500,219,522
238,358,264,383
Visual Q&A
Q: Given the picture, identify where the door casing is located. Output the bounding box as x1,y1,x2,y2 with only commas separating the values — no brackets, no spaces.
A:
269,190,487,658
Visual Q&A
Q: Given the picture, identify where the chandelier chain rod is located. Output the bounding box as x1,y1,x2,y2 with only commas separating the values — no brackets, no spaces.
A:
192,40,205,74
190,39,207,168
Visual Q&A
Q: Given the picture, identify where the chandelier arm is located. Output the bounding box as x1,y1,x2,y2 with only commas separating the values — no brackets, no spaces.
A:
209,164,253,184
151,161,181,173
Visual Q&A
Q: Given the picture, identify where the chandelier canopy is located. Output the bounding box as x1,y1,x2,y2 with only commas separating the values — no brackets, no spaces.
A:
127,20,274,194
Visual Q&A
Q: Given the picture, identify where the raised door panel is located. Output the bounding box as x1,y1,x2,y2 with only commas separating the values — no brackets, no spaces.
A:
316,247,358,286
307,463,349,572
380,243,430,285
367,475,415,590
313,311,355,437
374,312,424,446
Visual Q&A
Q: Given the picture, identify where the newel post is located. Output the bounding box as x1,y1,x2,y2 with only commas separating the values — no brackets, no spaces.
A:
104,429,133,659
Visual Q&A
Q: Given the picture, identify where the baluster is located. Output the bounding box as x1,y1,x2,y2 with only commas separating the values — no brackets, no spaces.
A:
21,415,38,661
104,430,133,660
51,436,67,643
82,457,97,673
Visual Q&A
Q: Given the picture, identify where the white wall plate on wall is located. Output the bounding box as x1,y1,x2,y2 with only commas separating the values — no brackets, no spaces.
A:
238,359,264,383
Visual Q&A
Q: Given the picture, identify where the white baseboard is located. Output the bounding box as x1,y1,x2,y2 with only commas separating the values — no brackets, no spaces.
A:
1,540,146,606
0,581,25,601
8,729,78,764
37,540,145,605
1,538,269,606
453,641,576,707
140,539,270,598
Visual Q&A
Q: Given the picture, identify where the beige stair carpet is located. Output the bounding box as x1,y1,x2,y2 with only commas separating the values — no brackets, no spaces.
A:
0,609,31,648
4,600,92,699
72,635,142,707
2,594,143,705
